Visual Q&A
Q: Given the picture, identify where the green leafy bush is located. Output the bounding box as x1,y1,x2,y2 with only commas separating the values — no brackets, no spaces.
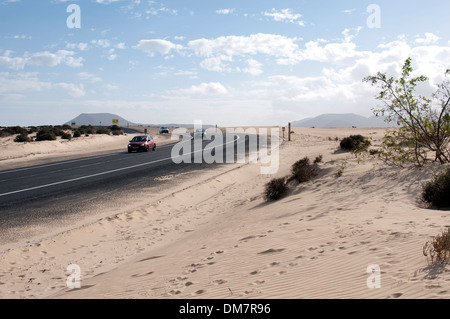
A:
73,130,81,138
421,167,450,208
264,177,288,201
340,135,371,152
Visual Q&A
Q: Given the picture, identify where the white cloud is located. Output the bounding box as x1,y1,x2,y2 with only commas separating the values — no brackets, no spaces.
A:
216,8,235,15
95,0,120,4
91,39,111,48
105,84,119,90
54,83,85,97
188,33,301,65
243,59,263,76
263,8,305,26
66,42,89,51
0,72,85,98
115,42,126,49
415,32,440,45
0,50,83,70
170,82,228,96
135,39,183,55
77,72,102,83
341,9,356,14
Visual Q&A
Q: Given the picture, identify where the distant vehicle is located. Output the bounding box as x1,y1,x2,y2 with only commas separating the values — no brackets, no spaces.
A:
159,126,169,134
128,135,156,153
193,128,207,139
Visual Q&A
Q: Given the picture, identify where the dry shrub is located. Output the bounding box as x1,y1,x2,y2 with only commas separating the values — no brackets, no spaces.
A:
289,157,320,183
423,228,450,263
264,177,288,201
421,167,450,208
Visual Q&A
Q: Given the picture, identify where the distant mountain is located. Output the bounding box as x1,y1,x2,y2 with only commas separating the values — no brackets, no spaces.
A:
66,113,136,127
292,113,397,128
65,113,216,128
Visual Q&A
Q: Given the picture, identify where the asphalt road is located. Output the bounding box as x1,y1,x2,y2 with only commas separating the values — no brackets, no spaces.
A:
0,133,252,247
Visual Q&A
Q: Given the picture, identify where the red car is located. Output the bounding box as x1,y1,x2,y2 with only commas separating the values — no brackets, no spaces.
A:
127,135,156,153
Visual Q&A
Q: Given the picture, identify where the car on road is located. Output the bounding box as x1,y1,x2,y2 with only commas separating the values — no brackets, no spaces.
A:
128,135,156,153
159,126,169,134
193,128,207,139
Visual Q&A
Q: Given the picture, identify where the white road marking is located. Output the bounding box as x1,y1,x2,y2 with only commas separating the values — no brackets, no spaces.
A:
0,143,176,175
0,136,240,197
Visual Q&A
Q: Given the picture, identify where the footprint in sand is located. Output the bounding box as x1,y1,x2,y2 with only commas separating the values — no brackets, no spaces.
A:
213,279,227,285
131,271,154,278
258,248,286,255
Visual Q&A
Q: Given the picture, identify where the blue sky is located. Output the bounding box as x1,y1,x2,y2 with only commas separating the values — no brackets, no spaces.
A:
0,0,449,126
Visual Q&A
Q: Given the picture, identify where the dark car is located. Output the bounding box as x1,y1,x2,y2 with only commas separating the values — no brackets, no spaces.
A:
128,135,156,153
194,128,207,139
159,126,169,134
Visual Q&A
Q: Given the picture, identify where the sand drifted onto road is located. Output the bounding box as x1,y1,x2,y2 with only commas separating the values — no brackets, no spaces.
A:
0,126,449,299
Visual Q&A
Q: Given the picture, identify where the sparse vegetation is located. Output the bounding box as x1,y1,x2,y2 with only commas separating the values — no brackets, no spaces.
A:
35,128,57,141
77,125,96,135
335,163,346,177
109,125,124,135
1,126,28,137
61,132,72,140
14,131,31,143
421,167,450,208
364,58,450,166
340,135,371,152
96,127,111,135
314,155,323,164
264,177,288,201
264,156,322,202
289,157,320,183
423,227,450,263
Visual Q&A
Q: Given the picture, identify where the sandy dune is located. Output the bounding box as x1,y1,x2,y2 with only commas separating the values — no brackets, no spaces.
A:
0,127,449,299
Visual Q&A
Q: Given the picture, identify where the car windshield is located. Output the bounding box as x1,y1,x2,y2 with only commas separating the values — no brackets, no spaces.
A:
195,129,204,132
131,136,146,142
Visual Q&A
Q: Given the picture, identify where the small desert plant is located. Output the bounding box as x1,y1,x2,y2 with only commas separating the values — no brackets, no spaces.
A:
61,132,72,140
1,126,28,137
14,132,31,143
35,128,57,141
335,163,346,177
111,129,123,136
314,155,323,164
96,127,111,135
421,167,450,208
423,227,450,263
340,135,371,152
264,177,288,201
73,130,81,138
78,125,95,135
290,157,320,183
109,125,123,135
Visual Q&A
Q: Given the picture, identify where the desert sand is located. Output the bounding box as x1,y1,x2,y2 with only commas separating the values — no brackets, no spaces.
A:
0,126,449,299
